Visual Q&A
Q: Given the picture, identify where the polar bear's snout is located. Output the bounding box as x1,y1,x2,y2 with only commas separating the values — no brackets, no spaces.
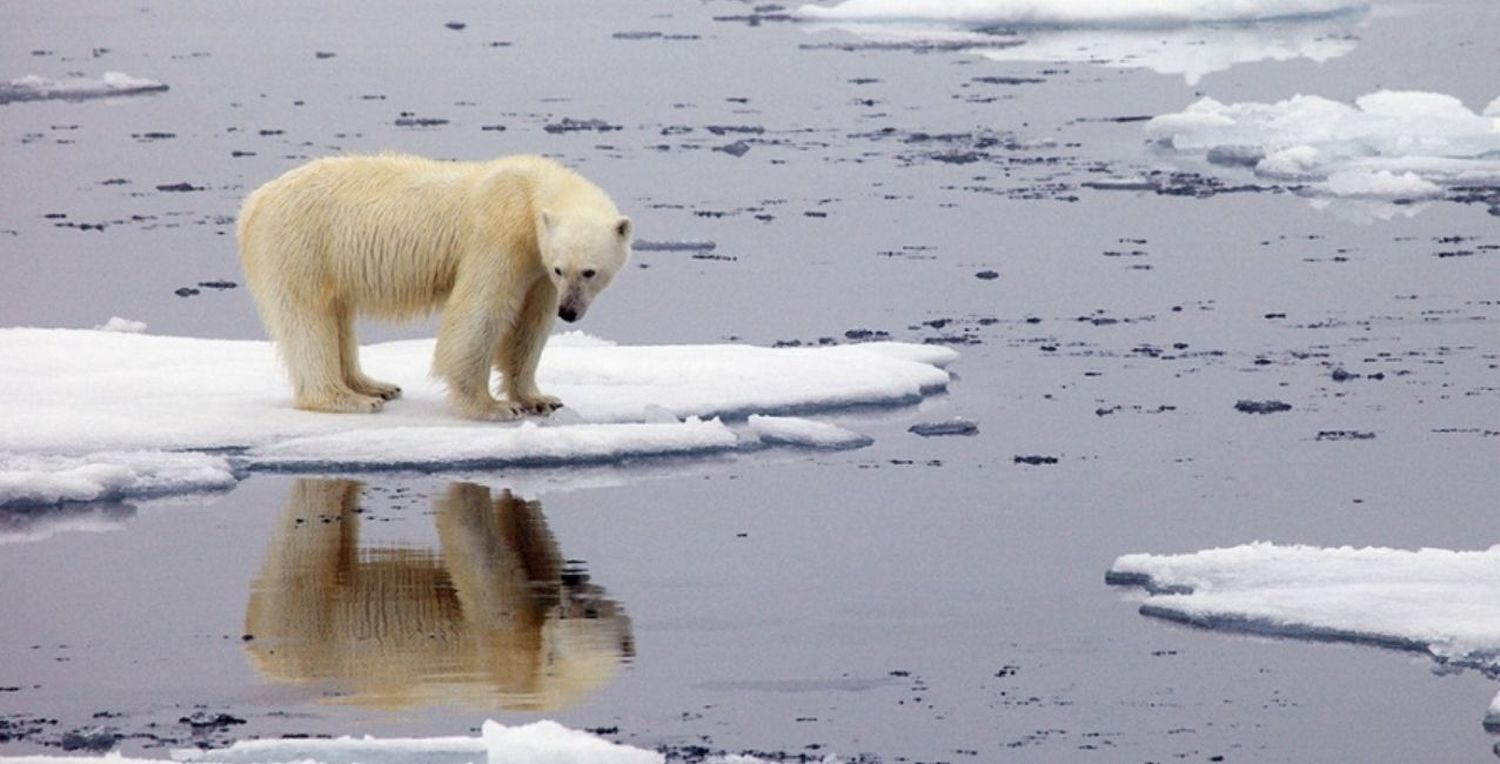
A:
558,304,580,323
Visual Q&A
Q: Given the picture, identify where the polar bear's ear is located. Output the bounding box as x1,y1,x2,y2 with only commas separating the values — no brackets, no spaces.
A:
615,216,633,241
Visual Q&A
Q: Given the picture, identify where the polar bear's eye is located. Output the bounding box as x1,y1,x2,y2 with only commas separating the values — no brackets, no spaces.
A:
553,267,563,276
582,269,596,279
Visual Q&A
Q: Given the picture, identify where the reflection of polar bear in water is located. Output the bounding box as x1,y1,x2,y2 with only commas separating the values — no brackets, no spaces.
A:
243,479,633,710
238,154,632,420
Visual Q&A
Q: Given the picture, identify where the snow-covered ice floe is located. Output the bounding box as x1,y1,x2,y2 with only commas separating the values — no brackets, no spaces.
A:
796,0,1367,25
0,72,169,105
0,719,806,763
795,0,1367,84
1108,542,1500,727
1146,90,1500,198
0,328,954,506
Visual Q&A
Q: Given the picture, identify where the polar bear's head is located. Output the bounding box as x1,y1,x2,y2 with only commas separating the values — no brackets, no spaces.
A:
538,211,632,323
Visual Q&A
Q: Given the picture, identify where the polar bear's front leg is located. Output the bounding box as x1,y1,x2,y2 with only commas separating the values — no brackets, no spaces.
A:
498,278,563,415
434,277,528,422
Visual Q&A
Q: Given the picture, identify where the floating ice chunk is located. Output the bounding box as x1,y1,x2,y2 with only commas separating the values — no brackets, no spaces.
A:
746,415,873,449
0,451,237,508
1108,542,1500,711
1488,691,1500,733
1146,90,1500,197
795,0,1367,25
1324,169,1441,198
0,71,169,105
95,316,147,334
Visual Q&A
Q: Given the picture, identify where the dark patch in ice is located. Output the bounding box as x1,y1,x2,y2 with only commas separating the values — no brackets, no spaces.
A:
843,328,889,341
197,280,238,290
1234,399,1293,414
975,270,999,280
314,51,335,59
634,239,717,253
174,287,200,297
909,419,978,437
1013,455,1058,465
1316,430,1376,441
716,140,752,157
59,727,119,752
155,182,203,192
444,21,466,31
394,113,449,127
970,76,1045,86
180,712,246,731
544,117,622,134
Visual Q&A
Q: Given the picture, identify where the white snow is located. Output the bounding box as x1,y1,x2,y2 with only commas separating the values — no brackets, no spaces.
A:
796,0,1367,25
0,451,238,508
0,329,953,503
0,72,169,104
746,414,873,450
0,719,806,763
1108,542,1500,695
1146,90,1500,196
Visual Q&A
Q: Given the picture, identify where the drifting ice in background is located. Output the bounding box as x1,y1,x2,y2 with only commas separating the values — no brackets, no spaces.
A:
796,0,1368,83
1146,90,1500,197
0,72,168,105
1108,542,1500,730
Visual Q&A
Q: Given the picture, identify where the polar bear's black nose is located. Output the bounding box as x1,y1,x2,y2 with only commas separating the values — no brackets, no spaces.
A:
558,306,579,323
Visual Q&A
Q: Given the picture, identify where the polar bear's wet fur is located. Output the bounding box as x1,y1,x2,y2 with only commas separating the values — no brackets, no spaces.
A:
238,154,631,420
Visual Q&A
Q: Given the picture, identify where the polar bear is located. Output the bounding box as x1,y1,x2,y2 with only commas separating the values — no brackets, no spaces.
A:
238,154,631,420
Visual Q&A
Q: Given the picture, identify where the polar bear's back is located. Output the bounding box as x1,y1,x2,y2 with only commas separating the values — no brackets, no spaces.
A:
239,154,543,320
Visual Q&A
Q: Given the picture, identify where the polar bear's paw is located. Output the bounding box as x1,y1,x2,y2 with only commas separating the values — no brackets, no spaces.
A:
351,375,403,401
513,393,564,415
296,390,386,414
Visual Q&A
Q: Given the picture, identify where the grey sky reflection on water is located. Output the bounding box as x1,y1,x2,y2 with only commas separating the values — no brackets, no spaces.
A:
244,479,633,711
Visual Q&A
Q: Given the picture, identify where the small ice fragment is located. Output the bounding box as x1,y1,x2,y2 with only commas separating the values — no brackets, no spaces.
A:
96,316,146,333
1324,169,1441,198
1205,144,1265,167
908,418,978,437
746,415,872,449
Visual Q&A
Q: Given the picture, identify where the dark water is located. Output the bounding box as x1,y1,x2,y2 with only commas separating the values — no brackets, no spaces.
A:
2,0,1498,760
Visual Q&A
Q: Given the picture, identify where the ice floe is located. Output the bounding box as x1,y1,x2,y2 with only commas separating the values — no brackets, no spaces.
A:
0,328,953,505
1108,542,1500,726
796,0,1368,25
0,72,169,105
0,719,788,763
797,1,1366,84
1145,90,1500,197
